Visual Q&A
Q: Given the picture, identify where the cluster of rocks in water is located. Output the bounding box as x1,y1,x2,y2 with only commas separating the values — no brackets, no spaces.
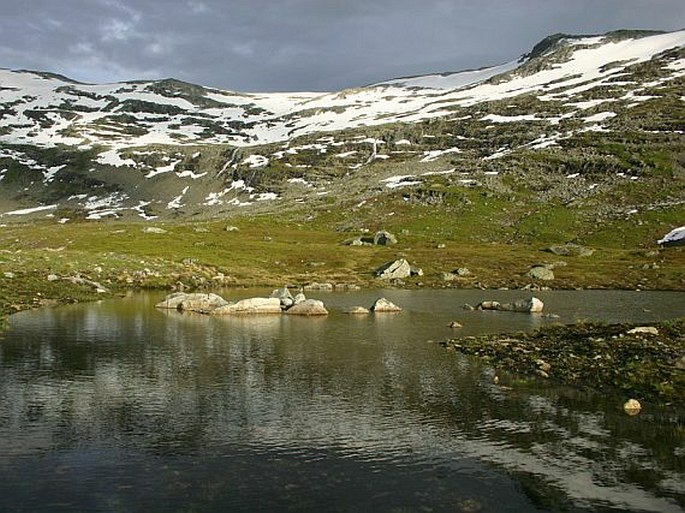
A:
465,297,545,313
155,287,403,316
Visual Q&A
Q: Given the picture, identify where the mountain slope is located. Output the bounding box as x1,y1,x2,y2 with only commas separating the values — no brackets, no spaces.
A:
0,29,683,232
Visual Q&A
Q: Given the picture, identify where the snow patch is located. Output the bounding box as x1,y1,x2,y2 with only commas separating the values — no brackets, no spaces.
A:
2,204,58,216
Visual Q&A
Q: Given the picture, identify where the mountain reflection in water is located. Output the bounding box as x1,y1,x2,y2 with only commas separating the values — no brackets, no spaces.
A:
1,289,683,512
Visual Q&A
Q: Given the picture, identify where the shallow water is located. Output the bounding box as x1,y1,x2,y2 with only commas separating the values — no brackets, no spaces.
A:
0,289,683,512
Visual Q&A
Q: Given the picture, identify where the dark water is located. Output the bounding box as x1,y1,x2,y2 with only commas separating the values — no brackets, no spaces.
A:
0,289,683,513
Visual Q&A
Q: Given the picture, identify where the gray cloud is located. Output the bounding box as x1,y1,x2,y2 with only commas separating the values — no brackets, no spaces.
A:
1,0,684,91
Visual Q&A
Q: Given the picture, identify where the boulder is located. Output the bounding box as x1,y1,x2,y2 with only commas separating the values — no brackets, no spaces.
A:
212,297,282,315
344,306,370,314
156,292,228,312
448,321,463,328
373,230,397,246
370,297,402,312
293,292,307,305
527,266,555,281
286,299,329,316
375,259,411,280
271,286,294,309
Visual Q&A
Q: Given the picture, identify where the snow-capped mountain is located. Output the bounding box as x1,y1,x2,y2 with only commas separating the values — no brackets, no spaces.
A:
0,29,684,221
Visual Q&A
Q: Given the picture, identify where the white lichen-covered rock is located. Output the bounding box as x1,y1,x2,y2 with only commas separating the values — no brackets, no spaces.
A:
286,299,329,316
212,297,282,315
155,292,229,312
370,297,402,312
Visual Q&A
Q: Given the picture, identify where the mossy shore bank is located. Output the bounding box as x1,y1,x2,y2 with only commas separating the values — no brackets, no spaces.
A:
441,320,685,406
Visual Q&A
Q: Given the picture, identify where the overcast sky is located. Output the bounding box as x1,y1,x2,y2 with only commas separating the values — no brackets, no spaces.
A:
2,0,684,92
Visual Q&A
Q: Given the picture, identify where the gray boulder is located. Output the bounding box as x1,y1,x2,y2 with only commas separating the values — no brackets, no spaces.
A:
293,292,307,305
371,297,403,312
373,231,397,246
375,259,411,280
286,299,329,316
212,297,282,315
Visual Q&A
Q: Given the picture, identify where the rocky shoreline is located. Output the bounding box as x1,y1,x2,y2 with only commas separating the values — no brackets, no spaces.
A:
441,319,685,406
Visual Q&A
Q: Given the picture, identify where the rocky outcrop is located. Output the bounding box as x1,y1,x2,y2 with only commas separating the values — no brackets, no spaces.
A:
212,297,282,315
476,297,544,313
286,299,329,316
370,297,403,312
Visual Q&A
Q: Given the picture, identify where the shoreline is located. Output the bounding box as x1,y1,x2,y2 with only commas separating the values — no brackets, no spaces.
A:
441,319,685,406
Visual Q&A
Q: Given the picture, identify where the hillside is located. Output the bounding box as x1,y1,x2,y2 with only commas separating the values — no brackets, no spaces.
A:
0,29,683,258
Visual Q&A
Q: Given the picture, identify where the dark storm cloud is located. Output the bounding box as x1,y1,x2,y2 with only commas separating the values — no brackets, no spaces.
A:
1,0,684,91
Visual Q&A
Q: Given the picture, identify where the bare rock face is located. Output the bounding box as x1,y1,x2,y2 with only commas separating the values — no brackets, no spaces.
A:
286,299,329,316
370,297,403,312
155,292,228,312
212,297,282,315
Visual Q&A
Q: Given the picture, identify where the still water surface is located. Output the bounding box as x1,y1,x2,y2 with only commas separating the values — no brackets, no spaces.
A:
0,289,683,512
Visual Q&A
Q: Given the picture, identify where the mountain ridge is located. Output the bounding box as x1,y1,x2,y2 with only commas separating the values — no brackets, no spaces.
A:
0,28,683,235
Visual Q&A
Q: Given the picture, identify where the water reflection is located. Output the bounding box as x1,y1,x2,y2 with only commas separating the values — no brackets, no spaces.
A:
0,290,683,512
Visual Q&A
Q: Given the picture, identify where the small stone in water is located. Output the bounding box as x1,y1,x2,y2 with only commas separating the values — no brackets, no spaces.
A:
623,398,642,415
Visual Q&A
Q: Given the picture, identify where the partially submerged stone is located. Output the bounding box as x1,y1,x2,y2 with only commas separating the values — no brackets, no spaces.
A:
286,299,329,316
623,398,642,416
477,297,544,313
155,292,229,312
371,297,402,312
344,306,370,314
212,297,282,315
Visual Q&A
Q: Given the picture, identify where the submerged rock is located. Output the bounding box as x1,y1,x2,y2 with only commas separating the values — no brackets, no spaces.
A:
344,306,370,314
